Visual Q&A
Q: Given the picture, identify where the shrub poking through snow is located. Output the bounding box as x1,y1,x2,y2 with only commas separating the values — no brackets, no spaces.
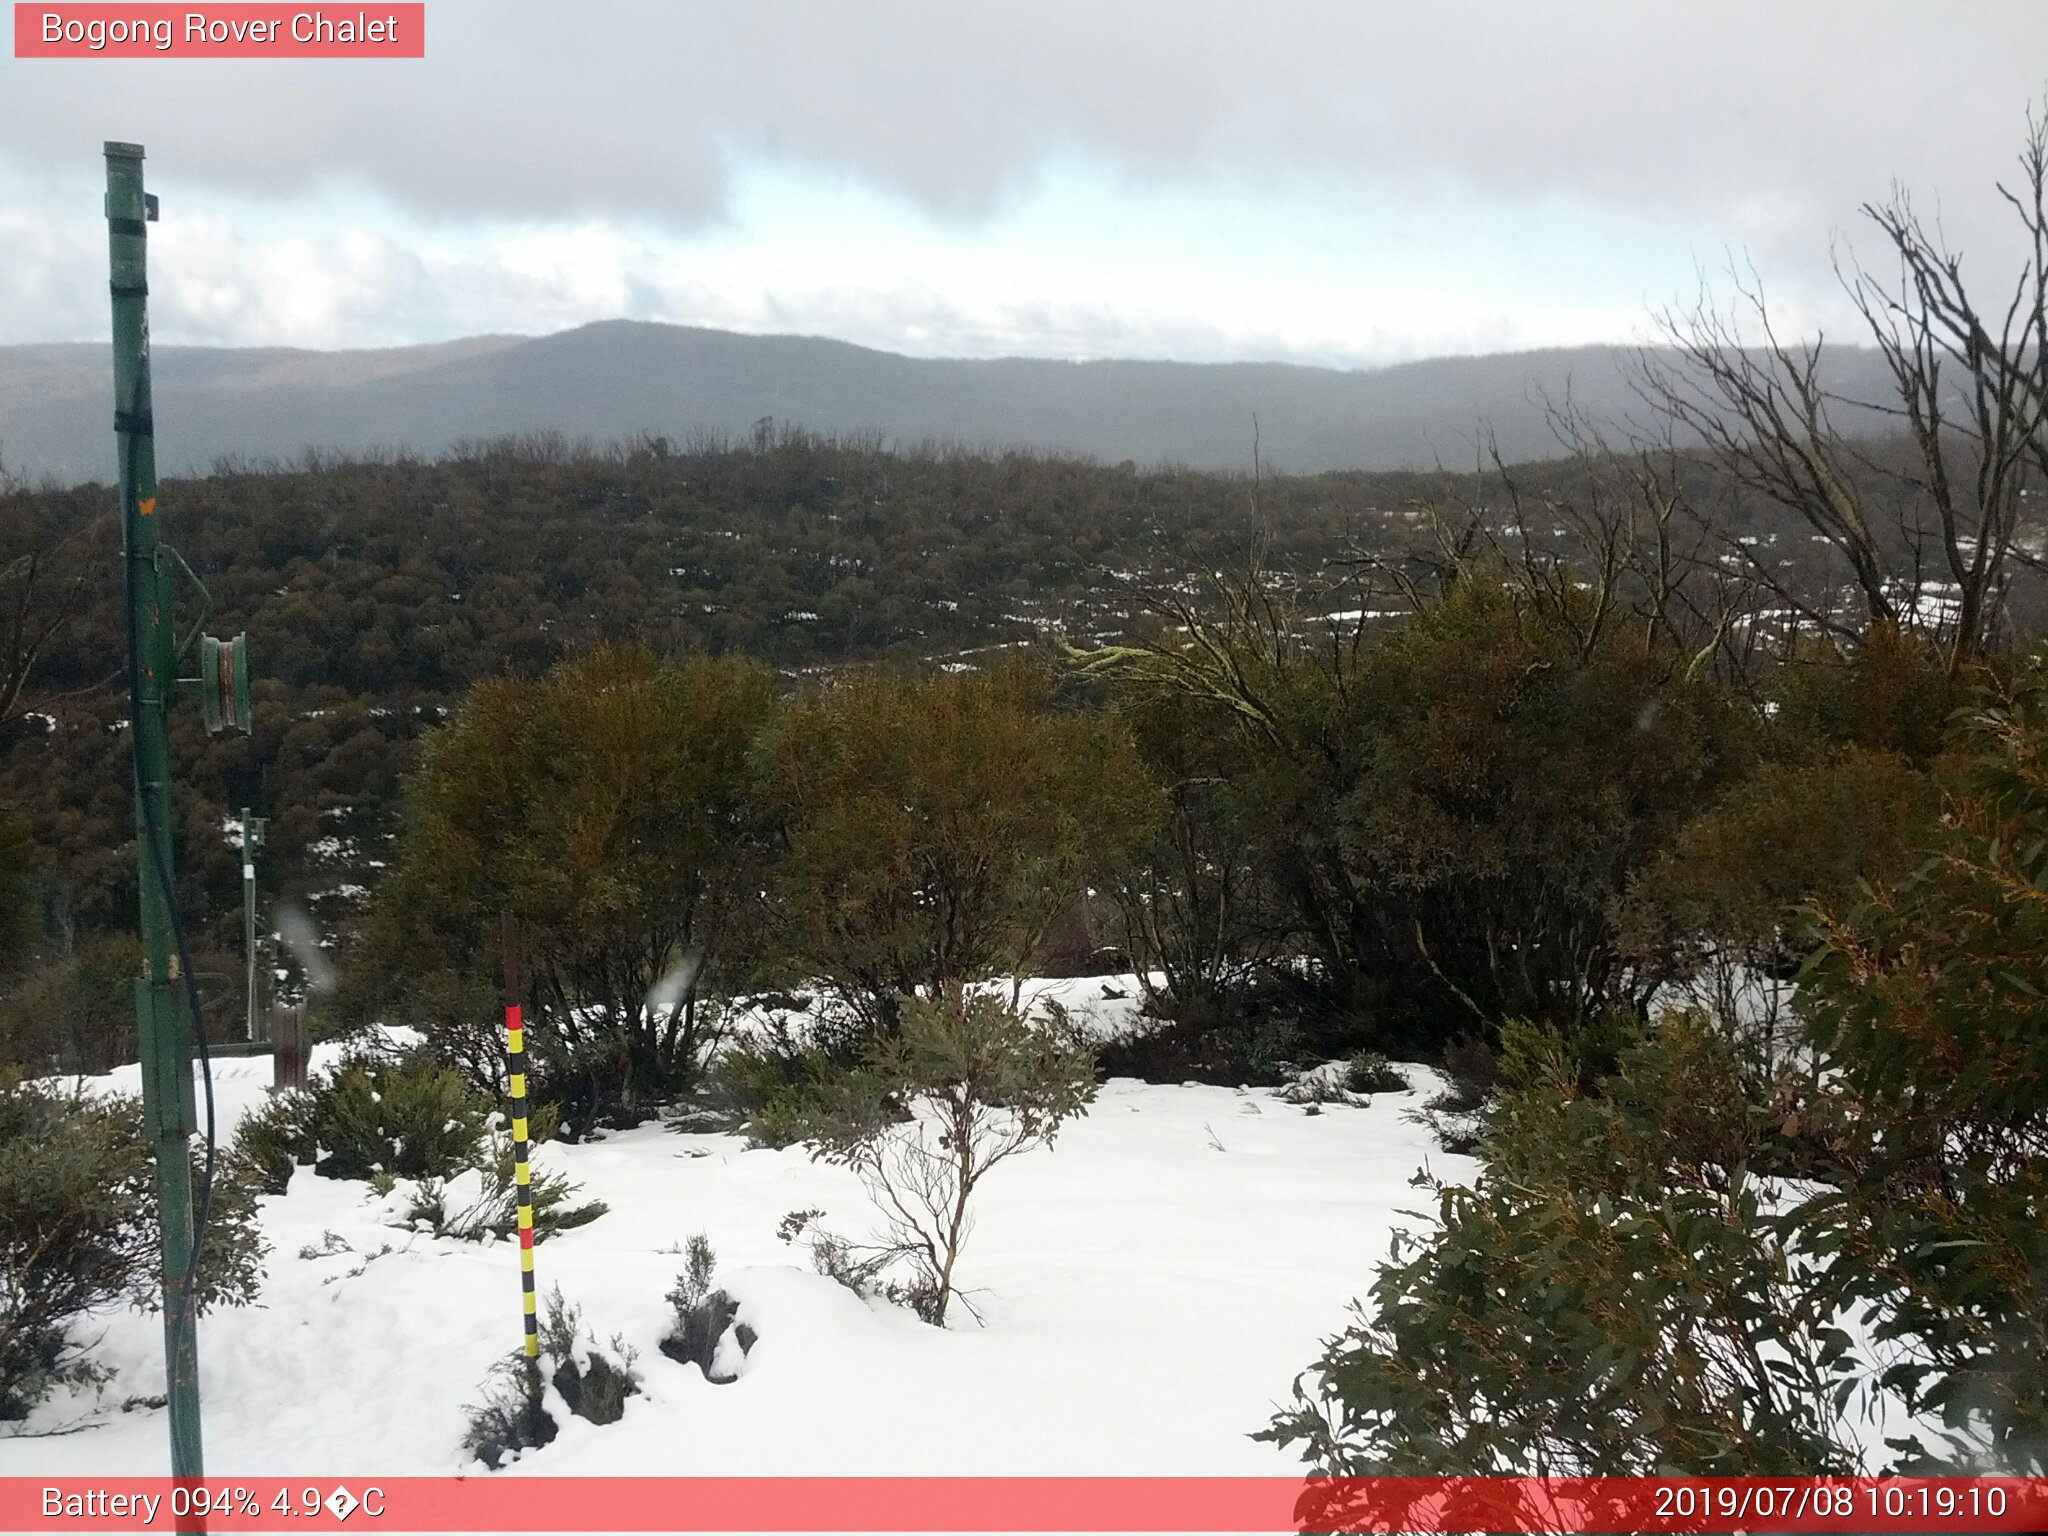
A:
780,990,1095,1326
0,1079,264,1420
228,1087,322,1195
777,1209,926,1315
1259,1016,1865,1485
1092,1006,1305,1087
462,1288,641,1469
227,1045,492,1188
1408,1034,1498,1154
1277,1052,1408,1109
394,1154,605,1244
312,1050,494,1181
228,1044,604,1243
660,1234,753,1381
540,1288,640,1425
1342,1051,1409,1096
711,1009,863,1148
460,1356,555,1469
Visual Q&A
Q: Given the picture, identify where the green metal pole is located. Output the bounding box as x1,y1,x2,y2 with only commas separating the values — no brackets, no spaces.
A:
242,810,265,1040
107,140,205,1484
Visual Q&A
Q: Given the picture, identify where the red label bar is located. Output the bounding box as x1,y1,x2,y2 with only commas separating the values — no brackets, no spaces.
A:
13,4,424,57
5,1477,2048,1532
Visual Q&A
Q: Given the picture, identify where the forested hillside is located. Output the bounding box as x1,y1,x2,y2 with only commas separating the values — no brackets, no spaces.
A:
0,432,1440,943
0,422,2021,958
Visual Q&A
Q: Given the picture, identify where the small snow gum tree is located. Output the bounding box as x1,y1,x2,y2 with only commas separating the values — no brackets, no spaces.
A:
358,644,777,1124
785,989,1095,1326
761,660,1150,1036
0,1079,264,1420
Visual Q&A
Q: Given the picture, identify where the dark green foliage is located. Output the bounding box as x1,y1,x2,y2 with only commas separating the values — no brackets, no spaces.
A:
711,1017,861,1149
460,1354,557,1470
462,1286,641,1468
0,800,38,977
321,1054,488,1183
227,1087,323,1195
1083,572,1750,1057
781,991,1096,1326
1100,689,1278,1023
0,1080,146,1419
355,644,777,1128
1093,1005,1304,1087
0,931,140,1075
1268,648,2048,1480
761,661,1151,1036
0,436,1353,947
1261,1014,1863,1476
1790,657,2048,1472
1341,1051,1408,1096
1409,1032,1496,1155
1434,1035,1498,1111
227,1046,604,1241
539,1288,639,1426
394,1156,606,1245
1769,623,1977,766
1322,581,1747,1045
1619,744,1937,1057
0,1078,265,1420
660,1234,749,1382
236,1048,492,1184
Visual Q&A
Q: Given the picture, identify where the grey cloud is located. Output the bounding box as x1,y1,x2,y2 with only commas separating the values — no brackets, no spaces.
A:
2,0,2043,256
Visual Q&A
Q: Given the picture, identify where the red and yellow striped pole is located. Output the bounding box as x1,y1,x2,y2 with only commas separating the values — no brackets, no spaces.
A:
502,913,538,1363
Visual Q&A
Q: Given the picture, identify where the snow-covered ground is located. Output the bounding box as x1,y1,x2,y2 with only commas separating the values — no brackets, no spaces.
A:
2,977,1466,1478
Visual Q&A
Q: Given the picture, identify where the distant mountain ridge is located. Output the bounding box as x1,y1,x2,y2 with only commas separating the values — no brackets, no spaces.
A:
0,320,1901,485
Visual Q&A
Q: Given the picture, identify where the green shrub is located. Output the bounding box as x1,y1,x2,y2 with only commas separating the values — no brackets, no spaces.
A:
228,1088,321,1195
461,1288,641,1468
761,661,1150,1036
1342,1051,1409,1095
0,1079,265,1420
1787,658,2048,1472
1277,1051,1411,1107
227,1044,604,1244
315,1051,492,1182
357,645,778,1131
660,1234,751,1381
1094,1007,1304,1087
460,1354,556,1470
0,933,140,1076
229,1045,505,1187
706,1017,855,1148
1261,1015,1862,1479
539,1288,639,1425
781,991,1095,1326
395,1149,605,1244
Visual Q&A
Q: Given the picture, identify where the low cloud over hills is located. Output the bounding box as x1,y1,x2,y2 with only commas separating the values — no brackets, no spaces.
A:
0,320,1900,485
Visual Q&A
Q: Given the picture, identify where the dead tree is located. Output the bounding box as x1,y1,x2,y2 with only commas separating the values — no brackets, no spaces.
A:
1346,404,1769,694
1639,109,2048,675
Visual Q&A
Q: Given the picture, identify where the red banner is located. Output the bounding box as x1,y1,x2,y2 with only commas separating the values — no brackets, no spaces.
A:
5,1477,2048,1532
13,5,424,57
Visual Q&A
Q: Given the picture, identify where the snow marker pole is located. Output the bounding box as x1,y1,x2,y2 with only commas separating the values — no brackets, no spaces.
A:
502,912,540,1363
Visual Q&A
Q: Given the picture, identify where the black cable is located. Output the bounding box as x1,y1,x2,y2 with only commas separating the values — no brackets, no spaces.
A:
119,390,217,1416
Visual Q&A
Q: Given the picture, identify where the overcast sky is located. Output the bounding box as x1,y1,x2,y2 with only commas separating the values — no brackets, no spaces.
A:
2,1,2044,366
